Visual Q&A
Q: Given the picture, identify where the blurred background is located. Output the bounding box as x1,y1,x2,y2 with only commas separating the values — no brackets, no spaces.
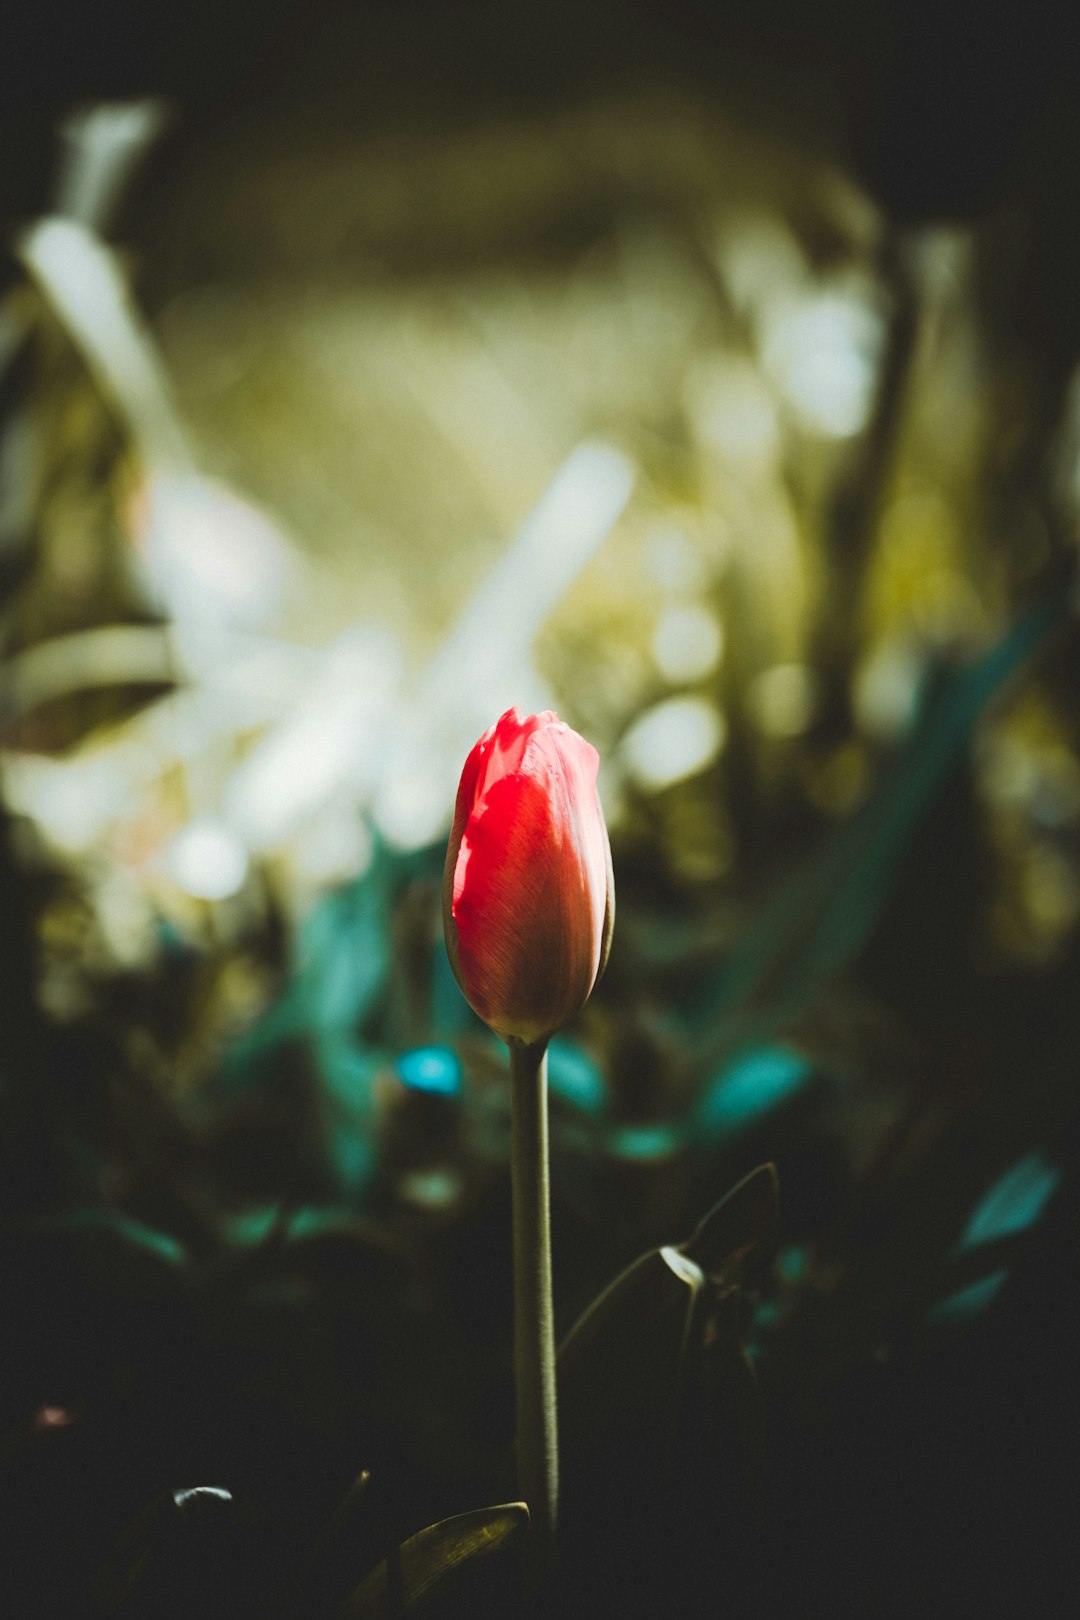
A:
3,3,1080,1616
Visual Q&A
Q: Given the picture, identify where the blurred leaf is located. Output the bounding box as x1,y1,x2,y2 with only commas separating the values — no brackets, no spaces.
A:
920,1229,1026,1330
93,1492,170,1615
546,1036,607,1116
429,938,474,1036
297,874,389,1039
680,1161,780,1278
303,1470,372,1573
339,1503,528,1618
4,1207,187,1269
605,1119,687,1161
395,1045,462,1098
558,1162,777,1416
210,862,396,1200
218,855,393,1096
282,1471,377,1615
558,1241,703,1466
694,1045,813,1137
690,588,1068,1065
94,1486,242,1620
557,1166,776,1611
556,1239,703,1607
316,1033,379,1125
928,1268,1010,1326
958,1152,1062,1250
672,1290,767,1607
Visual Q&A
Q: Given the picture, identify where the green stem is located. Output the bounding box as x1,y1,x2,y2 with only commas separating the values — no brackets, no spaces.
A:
509,1037,558,1592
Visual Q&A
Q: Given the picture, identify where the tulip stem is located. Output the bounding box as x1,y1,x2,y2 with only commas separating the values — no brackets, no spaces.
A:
509,1037,558,1595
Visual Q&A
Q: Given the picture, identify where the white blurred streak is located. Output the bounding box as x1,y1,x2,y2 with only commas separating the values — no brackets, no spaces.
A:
1,624,316,727
174,630,320,718
17,220,301,632
2,103,169,566
652,605,724,683
420,442,634,705
12,163,311,901
165,818,249,901
0,632,326,857
8,231,634,867
131,639,330,770
644,526,712,593
761,287,884,440
5,435,630,856
1,625,173,721
747,662,819,737
718,216,885,444
292,806,374,892
685,357,780,467
620,696,726,791
719,214,807,324
18,218,192,472
54,100,170,232
372,441,635,847
853,637,926,739
223,627,404,850
2,744,157,854
133,475,296,630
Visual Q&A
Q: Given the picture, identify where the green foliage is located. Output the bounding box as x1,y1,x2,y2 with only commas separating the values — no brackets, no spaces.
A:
555,1167,777,1613
339,1504,528,1619
688,589,1067,1067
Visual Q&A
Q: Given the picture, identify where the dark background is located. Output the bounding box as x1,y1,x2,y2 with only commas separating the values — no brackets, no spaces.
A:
3,0,1078,219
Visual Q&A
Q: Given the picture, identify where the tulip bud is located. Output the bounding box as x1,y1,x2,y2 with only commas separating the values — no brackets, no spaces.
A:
444,707,614,1046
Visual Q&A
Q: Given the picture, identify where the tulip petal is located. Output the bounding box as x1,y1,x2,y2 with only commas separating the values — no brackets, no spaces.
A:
444,708,613,1044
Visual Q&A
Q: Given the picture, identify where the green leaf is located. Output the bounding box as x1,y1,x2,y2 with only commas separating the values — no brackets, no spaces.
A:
305,1470,372,1572
93,1493,166,1614
92,1486,238,1617
680,1161,780,1278
280,1471,376,1613
556,1241,704,1546
556,1167,777,1608
339,1504,528,1618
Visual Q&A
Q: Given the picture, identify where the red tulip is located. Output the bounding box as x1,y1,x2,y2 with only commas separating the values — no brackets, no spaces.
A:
444,707,614,1045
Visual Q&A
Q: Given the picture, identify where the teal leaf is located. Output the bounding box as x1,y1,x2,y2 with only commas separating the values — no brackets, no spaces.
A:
929,1269,1010,1325
959,1153,1061,1250
430,938,475,1033
608,1120,686,1161
547,1036,607,1115
396,1045,462,1097
695,1046,812,1135
297,875,389,1037
6,1207,186,1268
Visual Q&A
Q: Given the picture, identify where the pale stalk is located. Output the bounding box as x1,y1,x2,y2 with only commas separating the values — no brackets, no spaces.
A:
509,1037,558,1592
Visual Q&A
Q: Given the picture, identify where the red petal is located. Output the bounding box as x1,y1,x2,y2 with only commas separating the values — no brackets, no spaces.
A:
447,712,610,1042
